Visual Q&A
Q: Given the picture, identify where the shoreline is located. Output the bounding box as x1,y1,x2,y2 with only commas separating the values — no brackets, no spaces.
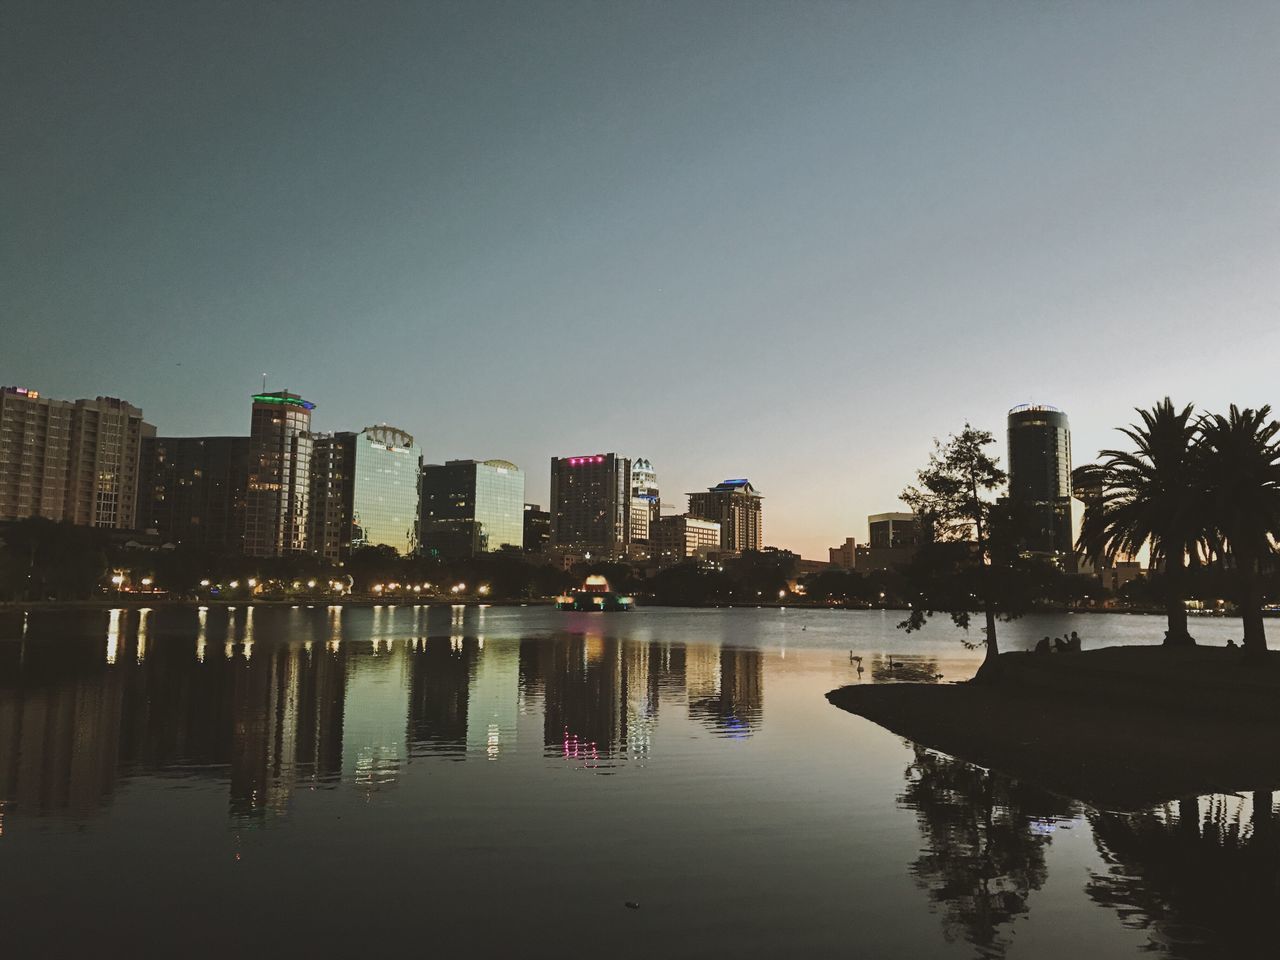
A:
0,597,1260,617
827,645,1280,810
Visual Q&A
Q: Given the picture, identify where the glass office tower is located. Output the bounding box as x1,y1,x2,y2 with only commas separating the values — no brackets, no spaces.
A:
420,459,525,558
245,391,314,557
310,426,420,561
1007,403,1073,565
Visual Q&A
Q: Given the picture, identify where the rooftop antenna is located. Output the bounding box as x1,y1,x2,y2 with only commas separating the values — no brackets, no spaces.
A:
261,373,267,392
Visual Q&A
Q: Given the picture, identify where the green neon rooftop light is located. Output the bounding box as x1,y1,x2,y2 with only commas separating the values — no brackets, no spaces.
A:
253,393,316,411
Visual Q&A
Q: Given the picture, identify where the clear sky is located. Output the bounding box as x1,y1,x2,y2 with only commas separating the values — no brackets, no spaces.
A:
5,1,1279,558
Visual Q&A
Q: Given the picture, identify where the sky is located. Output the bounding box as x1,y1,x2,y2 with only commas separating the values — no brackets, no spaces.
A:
5,0,1279,558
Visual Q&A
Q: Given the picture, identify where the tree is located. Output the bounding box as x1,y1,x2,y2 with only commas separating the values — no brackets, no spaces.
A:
901,425,1008,668
1077,399,1208,646
1198,405,1280,659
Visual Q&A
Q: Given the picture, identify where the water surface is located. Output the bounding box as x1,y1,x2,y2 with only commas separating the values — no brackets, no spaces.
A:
0,606,1271,958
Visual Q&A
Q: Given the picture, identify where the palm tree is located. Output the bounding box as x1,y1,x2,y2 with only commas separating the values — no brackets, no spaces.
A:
1077,399,1207,646
1198,405,1280,659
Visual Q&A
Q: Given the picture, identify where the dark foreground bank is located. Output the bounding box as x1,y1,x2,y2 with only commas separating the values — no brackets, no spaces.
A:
827,645,1280,810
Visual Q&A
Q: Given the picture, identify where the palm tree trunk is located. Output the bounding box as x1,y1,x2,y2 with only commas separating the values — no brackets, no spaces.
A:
983,600,999,660
1240,556,1268,660
1163,551,1194,646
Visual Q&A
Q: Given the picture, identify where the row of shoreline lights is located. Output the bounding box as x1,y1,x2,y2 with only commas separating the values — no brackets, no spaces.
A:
195,577,347,592
110,572,154,590
372,582,490,596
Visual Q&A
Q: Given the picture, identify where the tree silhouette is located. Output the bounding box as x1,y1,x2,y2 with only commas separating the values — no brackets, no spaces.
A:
901,425,1008,670
1077,399,1209,646
1198,405,1280,659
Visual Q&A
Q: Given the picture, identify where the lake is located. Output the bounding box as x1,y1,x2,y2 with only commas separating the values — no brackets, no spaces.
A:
0,605,1271,958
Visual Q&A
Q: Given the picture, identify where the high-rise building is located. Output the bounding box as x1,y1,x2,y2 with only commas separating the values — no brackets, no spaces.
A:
138,436,250,554
630,457,660,544
420,459,525,558
651,515,721,567
1,386,72,522
310,426,420,562
244,391,314,557
523,503,551,553
1007,403,1073,564
687,479,763,553
549,453,631,557
0,386,152,529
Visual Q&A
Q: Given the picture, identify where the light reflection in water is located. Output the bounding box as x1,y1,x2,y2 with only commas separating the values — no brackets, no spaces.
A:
105,609,120,665
1,607,1274,959
196,606,207,662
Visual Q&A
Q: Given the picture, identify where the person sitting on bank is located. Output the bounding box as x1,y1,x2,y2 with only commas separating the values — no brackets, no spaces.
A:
1054,636,1069,653
1068,631,1082,653
1227,638,1239,649
1035,636,1051,655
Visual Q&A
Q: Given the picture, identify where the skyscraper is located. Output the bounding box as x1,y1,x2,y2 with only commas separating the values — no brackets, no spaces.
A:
630,457,660,544
549,453,631,557
138,435,250,554
310,426,421,562
687,479,763,553
245,391,314,557
0,386,153,529
419,459,525,558
1007,403,1073,565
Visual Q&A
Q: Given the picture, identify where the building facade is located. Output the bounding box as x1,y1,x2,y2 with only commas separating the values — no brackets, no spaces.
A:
244,391,314,557
138,436,250,554
854,512,920,571
869,512,919,549
1007,403,1073,565
420,459,525,558
687,479,763,553
0,386,152,529
549,453,631,557
629,457,660,544
828,537,857,569
523,503,551,553
310,426,420,562
651,515,721,567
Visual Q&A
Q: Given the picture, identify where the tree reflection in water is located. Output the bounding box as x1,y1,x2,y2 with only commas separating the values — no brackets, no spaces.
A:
1087,791,1280,958
870,655,942,684
898,745,1079,958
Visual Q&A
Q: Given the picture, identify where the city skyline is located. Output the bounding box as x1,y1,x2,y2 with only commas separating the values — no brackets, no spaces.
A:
7,1,1280,559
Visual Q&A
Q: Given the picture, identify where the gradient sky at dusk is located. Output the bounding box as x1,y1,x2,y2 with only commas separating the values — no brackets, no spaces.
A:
5,1,1279,558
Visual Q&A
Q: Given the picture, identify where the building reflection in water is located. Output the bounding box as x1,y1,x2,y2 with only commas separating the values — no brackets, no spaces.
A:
687,645,763,737
0,611,767,823
407,636,475,759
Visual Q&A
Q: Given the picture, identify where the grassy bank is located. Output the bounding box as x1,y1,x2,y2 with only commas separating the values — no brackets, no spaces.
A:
827,646,1280,810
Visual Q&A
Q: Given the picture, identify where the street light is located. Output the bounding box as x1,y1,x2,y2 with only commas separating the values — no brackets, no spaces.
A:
141,577,153,588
